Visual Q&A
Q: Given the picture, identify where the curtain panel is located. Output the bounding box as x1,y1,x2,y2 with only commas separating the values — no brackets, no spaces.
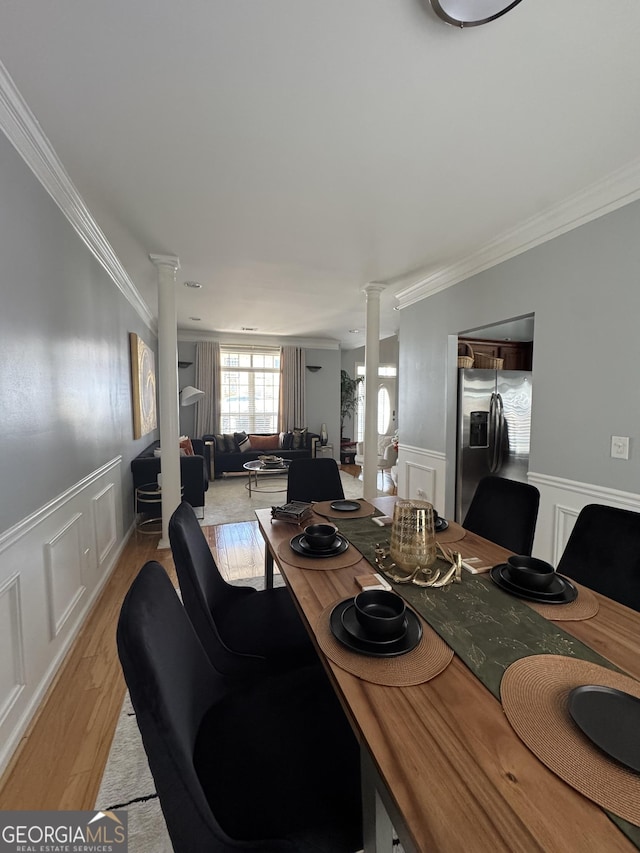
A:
194,341,220,436
279,346,305,431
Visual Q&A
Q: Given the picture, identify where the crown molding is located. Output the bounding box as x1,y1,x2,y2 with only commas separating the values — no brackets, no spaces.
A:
395,157,640,309
178,329,341,350
0,61,155,330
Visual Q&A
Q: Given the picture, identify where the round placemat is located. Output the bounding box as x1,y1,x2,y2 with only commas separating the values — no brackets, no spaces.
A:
501,655,640,825
313,499,376,519
435,520,466,544
315,601,453,686
277,538,362,570
525,580,599,621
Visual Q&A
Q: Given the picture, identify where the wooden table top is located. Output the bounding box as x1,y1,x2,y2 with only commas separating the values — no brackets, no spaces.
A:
255,498,640,853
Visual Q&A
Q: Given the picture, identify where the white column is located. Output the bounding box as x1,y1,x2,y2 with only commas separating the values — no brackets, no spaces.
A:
149,253,181,549
362,284,384,501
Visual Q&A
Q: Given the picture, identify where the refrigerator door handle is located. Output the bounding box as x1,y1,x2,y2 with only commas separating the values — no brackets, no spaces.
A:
489,393,499,473
495,392,505,472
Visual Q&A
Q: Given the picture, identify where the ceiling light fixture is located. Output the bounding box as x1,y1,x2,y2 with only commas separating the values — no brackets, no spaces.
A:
189,317,201,321
184,281,202,289
349,329,361,334
241,326,258,331
430,0,524,27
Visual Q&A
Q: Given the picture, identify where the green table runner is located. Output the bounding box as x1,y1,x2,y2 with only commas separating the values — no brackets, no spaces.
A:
335,514,640,846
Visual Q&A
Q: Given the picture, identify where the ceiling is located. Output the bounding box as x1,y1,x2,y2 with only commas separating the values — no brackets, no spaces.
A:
1,1,640,348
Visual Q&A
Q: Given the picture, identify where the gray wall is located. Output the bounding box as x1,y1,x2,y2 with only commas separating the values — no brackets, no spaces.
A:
0,131,156,535
400,198,640,498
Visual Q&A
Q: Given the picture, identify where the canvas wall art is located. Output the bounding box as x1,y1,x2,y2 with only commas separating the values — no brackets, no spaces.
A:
129,332,157,439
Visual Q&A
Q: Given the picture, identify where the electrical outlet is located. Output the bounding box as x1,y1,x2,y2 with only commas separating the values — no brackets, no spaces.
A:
611,435,630,460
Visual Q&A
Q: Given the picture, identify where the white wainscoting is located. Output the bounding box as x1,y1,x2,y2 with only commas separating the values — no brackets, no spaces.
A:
528,471,640,565
0,457,126,776
396,445,447,513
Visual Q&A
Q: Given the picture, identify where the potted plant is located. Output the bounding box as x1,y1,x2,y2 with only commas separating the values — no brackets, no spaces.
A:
340,369,362,442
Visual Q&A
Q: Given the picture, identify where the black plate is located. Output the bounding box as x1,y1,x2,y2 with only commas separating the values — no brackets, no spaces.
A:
330,500,361,512
341,604,408,647
297,535,341,553
490,564,578,604
290,533,349,558
330,598,422,657
434,517,449,532
569,685,640,773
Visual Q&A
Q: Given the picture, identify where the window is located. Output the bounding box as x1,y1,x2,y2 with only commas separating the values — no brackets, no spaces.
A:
355,363,397,441
219,347,280,433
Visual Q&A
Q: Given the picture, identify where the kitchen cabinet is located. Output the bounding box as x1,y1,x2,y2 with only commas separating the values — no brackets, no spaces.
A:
459,337,533,371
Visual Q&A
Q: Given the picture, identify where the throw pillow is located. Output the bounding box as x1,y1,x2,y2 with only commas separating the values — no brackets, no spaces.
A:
292,427,308,450
282,431,294,450
223,433,237,452
249,434,280,450
179,437,195,456
234,431,251,452
214,434,226,452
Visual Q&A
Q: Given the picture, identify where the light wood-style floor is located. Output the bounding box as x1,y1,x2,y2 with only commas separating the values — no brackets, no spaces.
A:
0,519,278,810
0,463,392,809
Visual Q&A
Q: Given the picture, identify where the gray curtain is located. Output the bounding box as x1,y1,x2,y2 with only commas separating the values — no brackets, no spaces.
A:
194,341,220,436
279,346,305,430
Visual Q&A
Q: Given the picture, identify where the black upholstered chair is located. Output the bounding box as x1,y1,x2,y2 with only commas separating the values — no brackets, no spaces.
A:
286,457,345,503
556,504,640,611
169,501,316,677
117,561,363,853
463,475,540,556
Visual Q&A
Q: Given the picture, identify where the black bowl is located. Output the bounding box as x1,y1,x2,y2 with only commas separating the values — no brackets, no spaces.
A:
506,555,556,590
354,589,406,639
303,523,338,550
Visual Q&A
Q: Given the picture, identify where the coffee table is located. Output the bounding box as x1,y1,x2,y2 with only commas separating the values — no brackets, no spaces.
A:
243,459,290,496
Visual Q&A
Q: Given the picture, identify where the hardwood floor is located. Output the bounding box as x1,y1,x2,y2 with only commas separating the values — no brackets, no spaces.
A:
0,464,393,809
0,521,264,811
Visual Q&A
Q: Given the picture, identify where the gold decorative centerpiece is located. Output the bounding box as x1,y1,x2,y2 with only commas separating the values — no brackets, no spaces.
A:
375,499,462,588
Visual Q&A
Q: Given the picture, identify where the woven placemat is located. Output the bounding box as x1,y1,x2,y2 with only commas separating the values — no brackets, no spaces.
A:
435,520,466,544
276,538,362,570
501,655,640,826
526,580,600,621
313,499,376,519
315,601,454,686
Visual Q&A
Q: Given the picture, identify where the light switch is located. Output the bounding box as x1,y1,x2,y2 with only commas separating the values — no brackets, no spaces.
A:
611,436,630,460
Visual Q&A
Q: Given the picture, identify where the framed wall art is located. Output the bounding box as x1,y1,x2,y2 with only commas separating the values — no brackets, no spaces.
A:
129,332,157,439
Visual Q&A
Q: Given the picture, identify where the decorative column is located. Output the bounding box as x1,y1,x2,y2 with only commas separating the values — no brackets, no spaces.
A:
149,253,181,549
362,283,384,500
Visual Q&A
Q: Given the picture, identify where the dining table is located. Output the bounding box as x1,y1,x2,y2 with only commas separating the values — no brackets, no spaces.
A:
255,495,640,853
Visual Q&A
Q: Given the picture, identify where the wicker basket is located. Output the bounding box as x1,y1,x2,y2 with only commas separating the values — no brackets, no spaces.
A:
474,350,504,369
457,342,474,368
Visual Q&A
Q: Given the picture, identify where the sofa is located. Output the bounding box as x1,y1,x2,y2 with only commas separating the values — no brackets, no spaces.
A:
131,438,209,511
203,429,320,478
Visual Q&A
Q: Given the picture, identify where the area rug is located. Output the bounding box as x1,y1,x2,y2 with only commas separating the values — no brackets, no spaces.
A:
201,468,369,527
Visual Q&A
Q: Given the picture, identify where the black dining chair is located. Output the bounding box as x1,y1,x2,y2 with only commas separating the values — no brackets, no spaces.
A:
117,560,363,853
556,504,640,611
463,475,540,556
169,500,317,677
286,457,345,503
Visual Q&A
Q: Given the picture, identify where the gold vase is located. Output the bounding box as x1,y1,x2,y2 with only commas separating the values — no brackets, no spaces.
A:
389,499,437,575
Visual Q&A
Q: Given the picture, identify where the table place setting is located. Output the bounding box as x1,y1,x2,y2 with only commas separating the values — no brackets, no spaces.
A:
312,497,377,519
276,521,362,569
315,588,454,686
500,654,640,840
489,554,600,621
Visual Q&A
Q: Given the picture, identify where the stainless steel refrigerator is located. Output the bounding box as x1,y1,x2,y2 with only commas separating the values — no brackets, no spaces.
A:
455,369,533,522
